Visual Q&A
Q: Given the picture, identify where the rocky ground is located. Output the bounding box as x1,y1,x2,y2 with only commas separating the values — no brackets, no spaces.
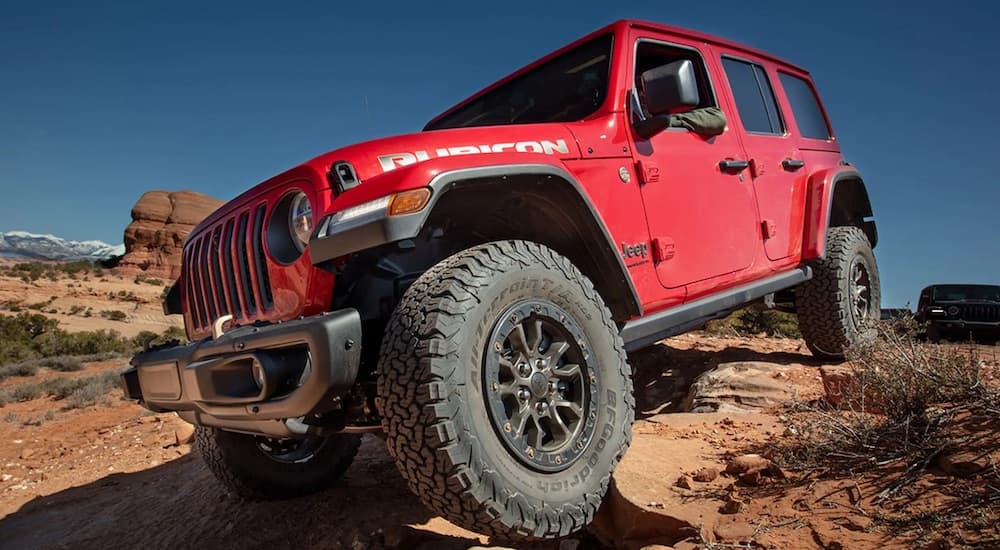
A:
0,323,996,548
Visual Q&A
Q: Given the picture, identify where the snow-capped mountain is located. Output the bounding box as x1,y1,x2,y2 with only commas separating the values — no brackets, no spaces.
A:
0,231,125,261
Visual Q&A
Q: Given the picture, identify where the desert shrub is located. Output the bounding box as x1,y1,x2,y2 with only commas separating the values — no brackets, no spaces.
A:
134,274,164,286
68,305,85,316
0,371,121,407
100,310,128,322
7,260,103,282
130,326,187,350
768,318,992,471
34,329,128,356
705,307,801,338
0,361,40,380
3,412,17,423
63,372,120,409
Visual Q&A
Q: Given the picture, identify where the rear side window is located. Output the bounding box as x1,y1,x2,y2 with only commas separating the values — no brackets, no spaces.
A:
721,58,784,135
779,73,832,139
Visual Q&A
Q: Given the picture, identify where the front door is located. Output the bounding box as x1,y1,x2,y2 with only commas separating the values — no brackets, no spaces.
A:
630,38,759,289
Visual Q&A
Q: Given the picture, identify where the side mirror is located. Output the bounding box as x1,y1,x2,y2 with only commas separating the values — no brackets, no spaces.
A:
640,59,699,116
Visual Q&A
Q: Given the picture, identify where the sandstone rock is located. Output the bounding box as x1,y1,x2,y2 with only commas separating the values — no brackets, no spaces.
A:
174,423,196,446
675,475,694,489
738,470,762,486
19,449,34,460
692,467,719,482
819,365,855,408
724,454,771,476
713,518,755,541
937,450,990,477
590,435,715,548
683,362,795,413
119,190,223,280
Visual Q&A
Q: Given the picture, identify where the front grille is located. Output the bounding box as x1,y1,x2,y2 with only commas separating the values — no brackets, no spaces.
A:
959,304,1000,323
184,203,274,330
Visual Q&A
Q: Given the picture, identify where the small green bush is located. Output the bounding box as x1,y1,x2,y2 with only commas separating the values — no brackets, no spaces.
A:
705,307,801,338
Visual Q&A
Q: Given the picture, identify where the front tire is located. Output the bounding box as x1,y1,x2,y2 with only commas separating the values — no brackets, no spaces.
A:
376,241,633,539
796,226,881,358
196,427,361,500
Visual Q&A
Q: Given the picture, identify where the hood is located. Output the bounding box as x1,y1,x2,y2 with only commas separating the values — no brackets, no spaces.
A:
305,123,581,185
193,123,581,234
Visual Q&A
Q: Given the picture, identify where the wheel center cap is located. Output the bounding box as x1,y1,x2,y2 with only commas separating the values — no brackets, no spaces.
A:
529,372,549,398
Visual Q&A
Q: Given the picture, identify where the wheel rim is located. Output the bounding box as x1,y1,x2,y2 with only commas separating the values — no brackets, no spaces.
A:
254,436,325,464
849,258,872,326
483,299,598,473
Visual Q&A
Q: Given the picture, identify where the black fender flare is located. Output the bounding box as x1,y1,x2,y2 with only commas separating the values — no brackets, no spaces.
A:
309,163,642,320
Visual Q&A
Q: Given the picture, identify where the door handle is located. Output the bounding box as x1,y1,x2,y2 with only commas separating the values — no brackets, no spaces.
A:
782,158,805,170
719,159,749,171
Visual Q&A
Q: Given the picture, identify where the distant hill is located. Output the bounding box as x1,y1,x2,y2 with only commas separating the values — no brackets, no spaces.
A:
0,231,125,261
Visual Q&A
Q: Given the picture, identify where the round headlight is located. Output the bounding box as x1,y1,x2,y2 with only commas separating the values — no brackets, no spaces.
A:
288,192,312,250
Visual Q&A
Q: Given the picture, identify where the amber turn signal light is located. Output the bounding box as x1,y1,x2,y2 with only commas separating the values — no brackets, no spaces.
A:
387,188,432,216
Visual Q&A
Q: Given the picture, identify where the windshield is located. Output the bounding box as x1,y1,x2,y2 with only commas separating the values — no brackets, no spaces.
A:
932,285,1000,301
426,34,613,130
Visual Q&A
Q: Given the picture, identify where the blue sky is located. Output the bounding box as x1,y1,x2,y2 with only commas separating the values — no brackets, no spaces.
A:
1,1,997,307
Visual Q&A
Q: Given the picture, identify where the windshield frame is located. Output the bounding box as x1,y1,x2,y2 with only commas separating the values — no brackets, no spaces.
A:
424,31,617,131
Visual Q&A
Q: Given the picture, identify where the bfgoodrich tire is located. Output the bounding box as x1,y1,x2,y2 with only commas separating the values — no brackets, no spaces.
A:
376,240,634,539
196,427,361,500
796,226,881,358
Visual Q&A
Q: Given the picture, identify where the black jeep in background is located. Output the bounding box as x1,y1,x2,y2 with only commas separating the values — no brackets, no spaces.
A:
916,284,1000,343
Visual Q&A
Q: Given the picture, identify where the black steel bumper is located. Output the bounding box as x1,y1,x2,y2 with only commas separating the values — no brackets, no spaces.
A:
121,309,362,438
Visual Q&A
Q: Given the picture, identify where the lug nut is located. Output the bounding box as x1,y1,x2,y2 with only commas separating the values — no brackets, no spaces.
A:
548,380,560,394
518,363,531,377
535,358,547,369
517,388,531,402
535,402,549,415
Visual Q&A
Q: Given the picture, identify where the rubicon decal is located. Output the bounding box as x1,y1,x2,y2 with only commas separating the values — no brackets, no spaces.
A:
378,139,570,172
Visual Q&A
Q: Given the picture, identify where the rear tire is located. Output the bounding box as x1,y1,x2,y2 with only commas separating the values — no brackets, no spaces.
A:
376,240,633,539
196,427,361,500
796,226,880,358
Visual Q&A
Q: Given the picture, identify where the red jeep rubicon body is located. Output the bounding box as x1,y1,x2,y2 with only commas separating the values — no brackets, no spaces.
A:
124,19,879,540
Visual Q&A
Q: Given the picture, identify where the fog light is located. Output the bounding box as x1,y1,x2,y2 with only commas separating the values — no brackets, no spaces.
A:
252,361,266,390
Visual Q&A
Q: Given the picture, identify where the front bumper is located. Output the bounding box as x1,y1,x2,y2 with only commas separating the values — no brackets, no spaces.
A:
121,309,362,438
928,319,1000,332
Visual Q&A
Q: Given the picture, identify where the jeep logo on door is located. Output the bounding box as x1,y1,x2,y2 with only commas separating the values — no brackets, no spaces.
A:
377,139,570,172
620,242,649,260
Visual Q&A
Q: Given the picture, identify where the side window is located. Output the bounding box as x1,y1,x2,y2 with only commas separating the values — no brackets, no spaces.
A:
721,58,784,135
634,41,715,119
779,73,832,139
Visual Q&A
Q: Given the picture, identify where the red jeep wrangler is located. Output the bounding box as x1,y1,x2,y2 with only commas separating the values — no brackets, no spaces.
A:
123,19,879,540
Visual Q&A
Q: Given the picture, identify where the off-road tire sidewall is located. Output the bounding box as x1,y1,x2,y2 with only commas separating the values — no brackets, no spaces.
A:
377,241,633,539
796,226,881,358
196,426,361,500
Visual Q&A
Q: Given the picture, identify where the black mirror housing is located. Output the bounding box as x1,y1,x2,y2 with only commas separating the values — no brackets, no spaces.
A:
640,59,700,116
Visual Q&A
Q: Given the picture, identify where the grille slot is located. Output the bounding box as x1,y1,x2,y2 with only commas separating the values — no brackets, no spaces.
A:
209,226,229,317
221,219,240,319
236,212,256,315
252,204,274,310
182,203,273,330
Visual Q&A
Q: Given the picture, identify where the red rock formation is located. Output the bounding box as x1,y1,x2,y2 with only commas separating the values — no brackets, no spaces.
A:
119,190,224,280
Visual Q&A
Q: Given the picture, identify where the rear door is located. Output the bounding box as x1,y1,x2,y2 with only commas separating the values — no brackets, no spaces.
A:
629,36,759,289
716,53,803,262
